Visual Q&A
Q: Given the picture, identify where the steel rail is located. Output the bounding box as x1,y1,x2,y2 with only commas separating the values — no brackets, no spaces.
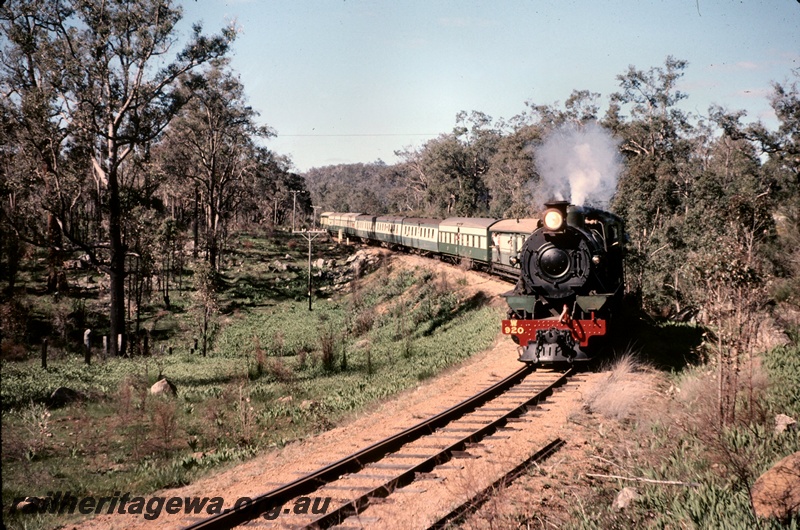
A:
426,438,566,529
183,364,539,530
305,368,574,529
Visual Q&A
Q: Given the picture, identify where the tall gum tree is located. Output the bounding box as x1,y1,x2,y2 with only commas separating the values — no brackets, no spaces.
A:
482,89,602,217
0,0,235,355
156,62,273,270
604,56,695,308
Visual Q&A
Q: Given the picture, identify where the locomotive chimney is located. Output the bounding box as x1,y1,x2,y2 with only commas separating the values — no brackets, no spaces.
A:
544,200,569,212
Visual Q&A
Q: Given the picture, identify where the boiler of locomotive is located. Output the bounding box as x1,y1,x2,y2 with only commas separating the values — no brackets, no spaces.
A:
518,200,607,299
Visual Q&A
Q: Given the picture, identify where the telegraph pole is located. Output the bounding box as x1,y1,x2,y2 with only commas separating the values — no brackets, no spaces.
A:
294,229,327,311
311,206,323,229
290,190,301,231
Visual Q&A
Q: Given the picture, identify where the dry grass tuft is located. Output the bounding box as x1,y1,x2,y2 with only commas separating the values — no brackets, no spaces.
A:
584,352,658,421
266,356,294,383
671,356,771,433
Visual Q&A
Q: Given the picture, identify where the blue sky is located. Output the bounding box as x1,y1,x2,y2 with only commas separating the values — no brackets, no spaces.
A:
178,1,800,172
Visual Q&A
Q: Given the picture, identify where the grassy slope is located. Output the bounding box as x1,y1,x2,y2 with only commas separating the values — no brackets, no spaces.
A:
1,234,499,530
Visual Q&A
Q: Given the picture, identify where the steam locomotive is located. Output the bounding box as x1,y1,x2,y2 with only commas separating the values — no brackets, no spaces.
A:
502,201,624,364
320,201,624,365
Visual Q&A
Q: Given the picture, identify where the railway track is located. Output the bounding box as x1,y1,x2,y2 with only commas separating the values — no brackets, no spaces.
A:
182,365,579,529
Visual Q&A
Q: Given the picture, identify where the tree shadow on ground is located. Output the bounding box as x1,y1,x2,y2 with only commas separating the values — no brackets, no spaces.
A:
611,305,705,371
422,291,490,337
218,271,332,313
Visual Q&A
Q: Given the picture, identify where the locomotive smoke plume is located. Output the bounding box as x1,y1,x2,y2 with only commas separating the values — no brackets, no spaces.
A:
532,122,622,208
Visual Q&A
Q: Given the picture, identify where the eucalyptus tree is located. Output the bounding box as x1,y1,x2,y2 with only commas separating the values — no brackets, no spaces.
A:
450,110,498,215
239,149,293,226
710,77,800,304
392,147,431,213
482,90,603,218
0,0,234,355
604,56,697,309
156,62,273,270
482,124,540,218
304,161,391,215
713,77,800,202
404,111,499,217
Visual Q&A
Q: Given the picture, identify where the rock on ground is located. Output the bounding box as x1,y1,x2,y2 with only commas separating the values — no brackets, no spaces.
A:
48,387,85,408
751,451,800,522
13,496,48,514
775,414,797,434
149,378,177,396
613,487,640,510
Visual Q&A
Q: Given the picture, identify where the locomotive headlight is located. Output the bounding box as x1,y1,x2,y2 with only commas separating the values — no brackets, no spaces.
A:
543,209,565,231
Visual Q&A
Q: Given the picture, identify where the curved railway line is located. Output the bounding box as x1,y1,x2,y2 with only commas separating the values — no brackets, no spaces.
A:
183,365,582,529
